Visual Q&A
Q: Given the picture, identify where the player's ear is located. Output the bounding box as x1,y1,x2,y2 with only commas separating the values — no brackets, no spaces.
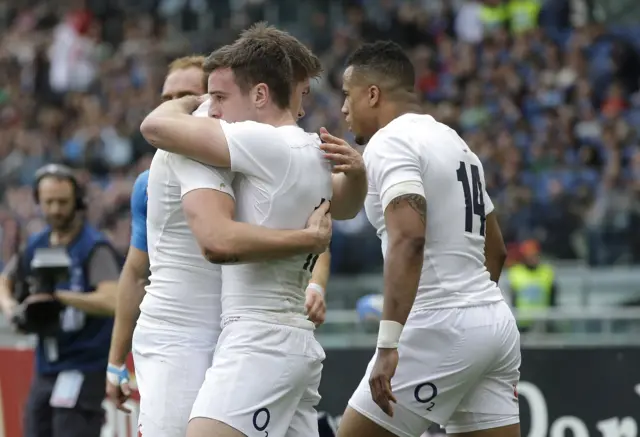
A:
253,83,269,109
368,85,380,108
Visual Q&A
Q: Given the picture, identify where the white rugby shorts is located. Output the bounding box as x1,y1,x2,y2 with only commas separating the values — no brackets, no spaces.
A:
190,319,325,437
132,316,220,437
348,300,521,437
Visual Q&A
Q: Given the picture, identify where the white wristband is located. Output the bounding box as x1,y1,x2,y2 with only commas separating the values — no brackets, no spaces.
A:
307,283,325,297
377,320,404,349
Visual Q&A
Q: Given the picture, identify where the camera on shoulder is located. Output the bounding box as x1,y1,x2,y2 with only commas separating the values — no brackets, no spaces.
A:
12,247,72,335
30,247,73,293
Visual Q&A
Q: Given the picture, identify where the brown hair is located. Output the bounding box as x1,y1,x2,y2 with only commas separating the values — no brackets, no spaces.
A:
238,22,322,83
167,55,207,89
204,38,293,109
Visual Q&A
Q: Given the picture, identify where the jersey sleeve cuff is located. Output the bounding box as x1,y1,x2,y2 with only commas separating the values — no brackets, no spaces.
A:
181,184,235,200
381,180,425,212
130,240,148,253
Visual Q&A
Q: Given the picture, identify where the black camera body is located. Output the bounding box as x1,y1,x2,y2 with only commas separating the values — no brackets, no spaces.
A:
12,247,71,335
30,247,73,293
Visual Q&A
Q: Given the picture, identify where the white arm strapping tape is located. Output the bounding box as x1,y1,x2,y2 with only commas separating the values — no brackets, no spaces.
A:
381,181,425,212
306,282,325,296
377,320,404,349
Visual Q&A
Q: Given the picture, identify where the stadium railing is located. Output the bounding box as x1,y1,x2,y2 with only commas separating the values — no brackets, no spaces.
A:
318,307,640,347
324,266,640,310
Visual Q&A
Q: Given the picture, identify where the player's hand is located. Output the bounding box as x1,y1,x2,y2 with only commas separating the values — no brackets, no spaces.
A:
319,127,365,175
305,287,326,326
0,298,21,333
106,364,133,413
0,297,17,322
305,200,332,254
173,94,206,113
369,348,399,417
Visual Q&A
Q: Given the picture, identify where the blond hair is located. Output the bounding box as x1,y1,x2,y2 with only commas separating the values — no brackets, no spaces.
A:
168,55,205,73
167,55,207,90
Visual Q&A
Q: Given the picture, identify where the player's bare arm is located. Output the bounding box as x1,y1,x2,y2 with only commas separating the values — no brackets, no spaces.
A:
306,250,330,325
182,189,331,264
140,95,232,166
108,247,148,365
381,193,426,325
320,128,367,220
370,192,426,417
106,246,148,412
484,212,507,283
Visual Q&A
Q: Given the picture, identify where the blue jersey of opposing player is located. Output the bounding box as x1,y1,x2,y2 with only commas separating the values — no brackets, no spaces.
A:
130,170,149,252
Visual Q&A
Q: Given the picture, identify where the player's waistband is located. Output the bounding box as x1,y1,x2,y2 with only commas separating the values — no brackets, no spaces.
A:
136,310,220,332
221,312,315,331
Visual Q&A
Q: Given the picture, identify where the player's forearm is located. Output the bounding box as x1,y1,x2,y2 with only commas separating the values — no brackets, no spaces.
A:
0,276,14,309
310,250,331,289
330,172,367,220
485,251,506,283
203,222,319,264
140,101,230,167
108,267,146,365
55,281,117,316
381,236,424,326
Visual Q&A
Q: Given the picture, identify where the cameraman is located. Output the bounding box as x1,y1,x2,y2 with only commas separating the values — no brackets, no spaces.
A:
0,164,121,437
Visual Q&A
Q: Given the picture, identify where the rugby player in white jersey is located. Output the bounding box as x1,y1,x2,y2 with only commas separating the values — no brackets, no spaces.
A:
131,52,335,437
106,55,206,413
140,30,366,437
333,41,521,437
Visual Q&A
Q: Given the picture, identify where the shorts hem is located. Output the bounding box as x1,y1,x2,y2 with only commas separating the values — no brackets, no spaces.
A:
348,401,416,437
189,414,253,437
445,415,520,433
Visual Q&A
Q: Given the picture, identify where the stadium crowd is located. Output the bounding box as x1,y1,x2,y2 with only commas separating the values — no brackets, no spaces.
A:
1,0,640,275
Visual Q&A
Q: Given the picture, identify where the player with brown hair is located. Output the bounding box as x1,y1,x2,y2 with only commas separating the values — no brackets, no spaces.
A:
140,25,365,437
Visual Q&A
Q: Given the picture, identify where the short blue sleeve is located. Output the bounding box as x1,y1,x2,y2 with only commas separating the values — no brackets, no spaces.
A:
130,170,149,252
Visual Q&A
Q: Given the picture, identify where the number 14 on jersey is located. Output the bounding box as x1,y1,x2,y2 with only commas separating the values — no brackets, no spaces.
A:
456,162,486,236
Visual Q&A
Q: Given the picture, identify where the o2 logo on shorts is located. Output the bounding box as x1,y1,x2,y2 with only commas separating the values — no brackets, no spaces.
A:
253,408,271,436
414,382,438,412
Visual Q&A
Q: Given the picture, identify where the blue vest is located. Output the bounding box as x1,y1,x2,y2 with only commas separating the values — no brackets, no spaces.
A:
21,223,117,374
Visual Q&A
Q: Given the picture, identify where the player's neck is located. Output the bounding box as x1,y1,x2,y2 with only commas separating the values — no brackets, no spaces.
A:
258,107,297,127
378,100,422,130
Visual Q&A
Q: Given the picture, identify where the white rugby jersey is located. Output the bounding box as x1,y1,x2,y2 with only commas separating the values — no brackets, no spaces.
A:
140,101,235,331
219,120,333,328
363,113,503,310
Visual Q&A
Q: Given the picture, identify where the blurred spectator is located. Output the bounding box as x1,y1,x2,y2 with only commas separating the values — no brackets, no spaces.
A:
455,1,483,44
507,0,541,35
506,240,558,332
479,0,508,36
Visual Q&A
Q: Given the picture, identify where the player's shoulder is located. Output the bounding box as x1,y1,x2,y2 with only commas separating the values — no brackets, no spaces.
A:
131,170,149,211
221,119,288,148
221,119,278,135
290,127,322,149
133,170,150,192
364,114,428,163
